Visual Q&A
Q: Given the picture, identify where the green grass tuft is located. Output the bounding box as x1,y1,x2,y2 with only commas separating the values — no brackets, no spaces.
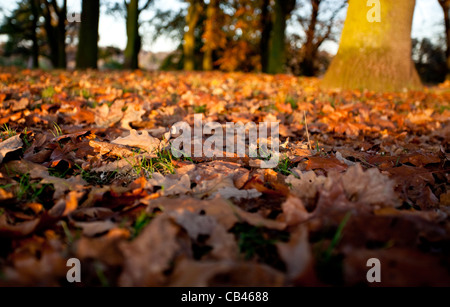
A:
42,87,56,99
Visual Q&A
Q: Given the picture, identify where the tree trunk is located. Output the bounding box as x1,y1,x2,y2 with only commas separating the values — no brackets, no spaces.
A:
184,0,202,71
124,0,141,70
268,0,295,74
260,0,272,73
42,0,67,69
56,0,67,68
322,0,421,92
30,0,39,69
202,0,217,71
42,2,58,68
300,0,320,76
76,0,100,69
439,0,450,80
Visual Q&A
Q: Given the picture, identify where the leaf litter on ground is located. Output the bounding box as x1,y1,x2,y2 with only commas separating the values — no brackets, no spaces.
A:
0,69,449,286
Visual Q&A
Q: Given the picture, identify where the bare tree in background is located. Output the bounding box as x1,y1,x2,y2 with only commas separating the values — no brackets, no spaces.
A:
294,0,347,76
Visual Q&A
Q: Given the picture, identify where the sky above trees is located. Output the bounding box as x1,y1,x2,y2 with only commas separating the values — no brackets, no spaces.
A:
0,0,445,54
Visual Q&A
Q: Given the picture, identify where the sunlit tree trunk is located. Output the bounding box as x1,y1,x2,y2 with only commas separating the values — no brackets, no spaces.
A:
184,0,203,71
124,0,141,69
323,0,421,92
439,0,450,80
76,0,100,69
268,0,296,74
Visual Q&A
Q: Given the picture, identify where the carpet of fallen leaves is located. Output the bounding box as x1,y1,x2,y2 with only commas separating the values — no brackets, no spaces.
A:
0,69,449,287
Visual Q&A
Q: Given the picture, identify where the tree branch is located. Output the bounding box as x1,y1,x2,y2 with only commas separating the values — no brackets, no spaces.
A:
314,0,347,48
139,0,153,13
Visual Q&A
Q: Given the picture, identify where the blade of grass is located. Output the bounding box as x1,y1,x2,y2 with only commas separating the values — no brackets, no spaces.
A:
324,212,352,262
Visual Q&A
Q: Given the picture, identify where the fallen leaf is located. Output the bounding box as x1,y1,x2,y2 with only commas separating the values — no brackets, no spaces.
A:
146,197,286,231
281,196,312,226
11,98,29,112
208,187,262,201
341,164,399,208
120,103,146,130
169,209,217,240
73,221,117,237
306,156,348,172
89,140,139,158
0,237,67,286
94,101,124,128
0,135,22,164
75,228,130,266
112,130,160,154
0,213,40,238
277,226,315,285
146,173,189,196
286,170,329,205
119,214,189,286
0,188,14,201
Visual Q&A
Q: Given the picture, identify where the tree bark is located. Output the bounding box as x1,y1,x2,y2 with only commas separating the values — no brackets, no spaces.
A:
124,0,141,69
184,0,203,71
439,0,450,80
268,0,296,74
300,0,320,76
76,0,100,69
30,0,39,69
322,0,421,92
42,1,58,68
42,0,67,69
260,0,272,73
56,0,67,68
202,0,217,71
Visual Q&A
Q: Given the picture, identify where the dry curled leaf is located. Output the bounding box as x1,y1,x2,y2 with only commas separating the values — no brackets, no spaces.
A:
0,135,22,164
147,173,191,196
94,101,124,128
119,214,189,286
208,187,262,201
341,164,399,208
281,196,312,226
277,226,315,285
286,170,329,201
120,103,146,130
89,140,138,157
112,130,160,154
0,214,40,238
